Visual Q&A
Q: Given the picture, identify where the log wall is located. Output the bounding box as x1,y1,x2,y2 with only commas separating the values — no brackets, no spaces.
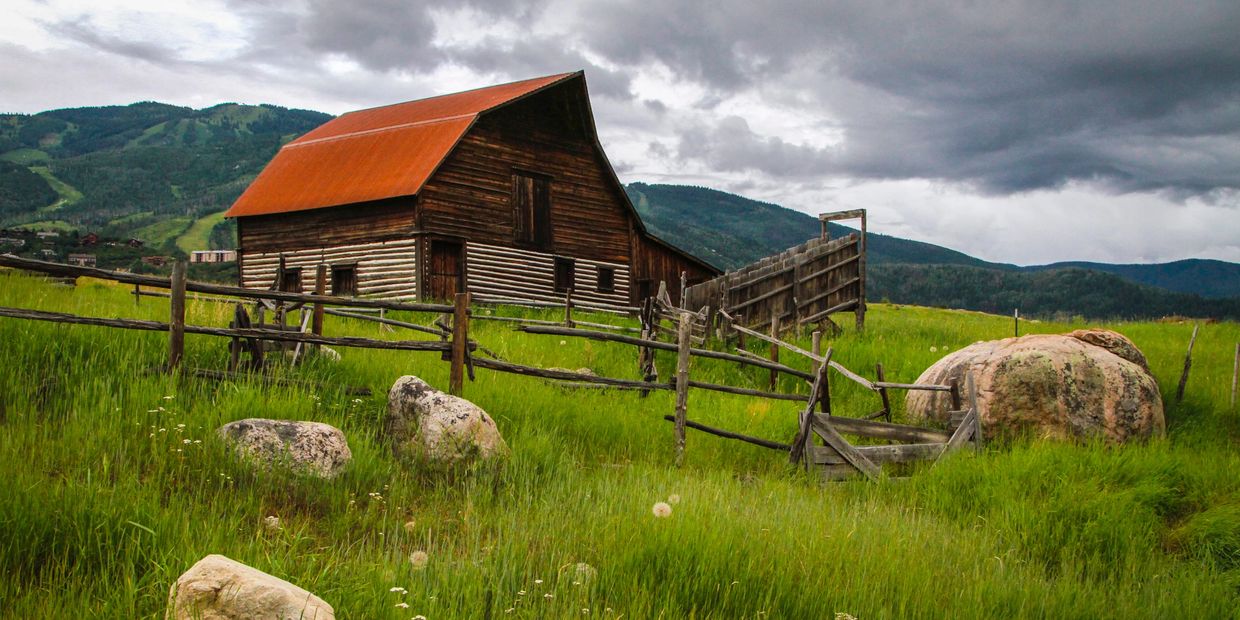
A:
240,238,419,300
466,242,630,307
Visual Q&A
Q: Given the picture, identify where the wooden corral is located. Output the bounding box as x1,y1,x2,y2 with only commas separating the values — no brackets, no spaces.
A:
227,72,718,309
684,224,864,335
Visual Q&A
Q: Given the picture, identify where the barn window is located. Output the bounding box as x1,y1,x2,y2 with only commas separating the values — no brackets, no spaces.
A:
512,172,552,249
554,257,575,293
596,266,615,293
331,265,357,296
279,268,302,293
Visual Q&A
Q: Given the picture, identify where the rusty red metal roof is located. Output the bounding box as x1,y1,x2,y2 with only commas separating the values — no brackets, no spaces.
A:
226,72,579,218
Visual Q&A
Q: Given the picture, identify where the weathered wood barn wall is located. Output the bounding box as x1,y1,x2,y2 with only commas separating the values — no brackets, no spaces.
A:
225,72,718,308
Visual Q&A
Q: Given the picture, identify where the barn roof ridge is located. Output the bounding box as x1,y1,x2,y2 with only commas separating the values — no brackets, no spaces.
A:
284,113,477,148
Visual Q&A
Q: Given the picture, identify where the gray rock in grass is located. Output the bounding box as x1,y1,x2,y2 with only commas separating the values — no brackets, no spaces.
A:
217,419,351,478
386,375,508,463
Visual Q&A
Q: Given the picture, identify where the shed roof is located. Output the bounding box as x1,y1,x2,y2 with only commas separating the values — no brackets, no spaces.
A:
225,72,578,218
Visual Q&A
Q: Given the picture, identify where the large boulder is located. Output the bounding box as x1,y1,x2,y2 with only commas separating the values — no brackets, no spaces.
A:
217,419,351,478
906,330,1164,443
168,554,334,619
386,376,508,462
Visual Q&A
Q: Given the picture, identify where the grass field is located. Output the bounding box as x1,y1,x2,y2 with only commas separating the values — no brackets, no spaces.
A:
0,271,1238,618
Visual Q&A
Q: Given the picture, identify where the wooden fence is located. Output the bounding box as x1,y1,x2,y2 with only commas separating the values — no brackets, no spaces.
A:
0,252,972,482
684,232,864,336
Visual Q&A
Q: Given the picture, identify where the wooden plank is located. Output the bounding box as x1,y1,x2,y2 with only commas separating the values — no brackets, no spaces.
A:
324,308,448,337
872,381,953,392
799,299,859,325
811,416,880,480
312,264,326,342
661,415,789,450
1232,342,1238,410
168,260,187,371
674,313,691,466
769,311,780,392
721,310,875,390
875,363,893,422
797,256,860,287
730,281,795,312
968,373,983,449
812,414,952,444
818,209,866,222
0,253,454,313
813,442,946,465
944,410,977,452
450,292,470,396
1176,323,1199,402
796,276,860,310
0,305,454,352
790,348,832,465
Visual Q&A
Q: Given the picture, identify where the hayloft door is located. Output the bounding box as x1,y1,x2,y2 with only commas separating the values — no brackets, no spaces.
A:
427,240,465,301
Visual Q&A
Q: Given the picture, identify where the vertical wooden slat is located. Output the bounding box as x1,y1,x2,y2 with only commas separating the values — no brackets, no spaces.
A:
768,311,780,392
312,264,327,341
855,210,866,331
875,363,893,422
167,260,187,371
134,283,140,306
790,349,832,466
1176,324,1200,402
449,292,470,396
674,313,691,467
564,288,574,328
1231,342,1239,410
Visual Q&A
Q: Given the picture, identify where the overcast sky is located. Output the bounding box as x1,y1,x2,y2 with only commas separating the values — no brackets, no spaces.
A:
3,0,1238,265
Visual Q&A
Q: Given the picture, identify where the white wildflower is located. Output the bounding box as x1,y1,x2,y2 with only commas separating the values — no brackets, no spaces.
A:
394,602,409,609
544,593,554,600
409,550,429,569
163,395,175,400
390,586,407,594
667,494,681,504
929,346,938,353
652,502,672,518
534,579,543,585
263,515,281,531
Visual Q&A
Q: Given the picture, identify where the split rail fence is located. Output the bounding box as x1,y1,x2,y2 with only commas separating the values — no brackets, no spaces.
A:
0,251,976,481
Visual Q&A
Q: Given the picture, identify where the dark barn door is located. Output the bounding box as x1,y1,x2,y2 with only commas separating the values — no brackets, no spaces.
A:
427,240,465,301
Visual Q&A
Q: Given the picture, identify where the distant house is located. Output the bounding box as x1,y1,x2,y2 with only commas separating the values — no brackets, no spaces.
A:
36,231,60,239
80,233,99,246
66,253,96,267
142,256,169,267
190,249,237,263
225,71,719,305
0,237,24,248
127,238,144,248
39,248,56,258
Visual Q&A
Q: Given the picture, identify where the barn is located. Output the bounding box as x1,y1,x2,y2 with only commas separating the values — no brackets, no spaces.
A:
225,71,719,307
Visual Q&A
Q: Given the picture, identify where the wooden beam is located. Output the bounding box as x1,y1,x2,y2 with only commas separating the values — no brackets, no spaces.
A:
661,415,789,451
813,442,945,465
790,348,832,465
818,209,867,222
168,260,187,371
674,313,691,466
449,292,470,396
811,416,880,480
1176,323,1200,402
811,414,952,444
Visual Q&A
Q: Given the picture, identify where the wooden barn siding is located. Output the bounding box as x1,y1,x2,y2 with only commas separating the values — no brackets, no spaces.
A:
466,242,630,307
632,233,717,306
240,238,419,300
417,88,632,265
238,198,417,253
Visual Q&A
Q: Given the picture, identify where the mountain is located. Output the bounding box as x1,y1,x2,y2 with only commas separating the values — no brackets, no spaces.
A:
626,183,998,270
0,102,331,253
1026,259,1240,299
0,102,1236,319
627,183,1240,320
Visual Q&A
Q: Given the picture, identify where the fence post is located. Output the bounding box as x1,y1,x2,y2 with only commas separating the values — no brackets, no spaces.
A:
134,283,140,306
1014,308,1019,337
948,377,962,412
875,362,893,422
1176,323,1200,402
1231,342,1238,410
312,264,327,345
564,288,574,328
679,271,687,310
855,210,867,332
810,330,822,374
449,292,470,396
674,313,691,467
167,259,187,371
769,310,780,392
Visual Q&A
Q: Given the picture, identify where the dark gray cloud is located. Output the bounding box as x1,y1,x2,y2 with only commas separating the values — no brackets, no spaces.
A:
578,0,1240,195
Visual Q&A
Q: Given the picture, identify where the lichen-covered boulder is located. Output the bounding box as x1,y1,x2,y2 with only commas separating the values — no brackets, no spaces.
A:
217,419,351,478
906,330,1164,443
168,554,334,620
386,376,508,462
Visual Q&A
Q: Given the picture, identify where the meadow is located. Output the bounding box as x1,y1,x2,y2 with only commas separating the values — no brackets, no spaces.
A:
0,269,1238,618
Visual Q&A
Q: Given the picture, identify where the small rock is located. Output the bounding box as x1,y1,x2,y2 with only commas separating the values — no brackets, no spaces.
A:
168,554,334,620
386,376,508,462
218,419,351,478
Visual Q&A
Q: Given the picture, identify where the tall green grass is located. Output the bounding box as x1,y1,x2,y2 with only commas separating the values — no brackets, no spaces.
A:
0,271,1237,618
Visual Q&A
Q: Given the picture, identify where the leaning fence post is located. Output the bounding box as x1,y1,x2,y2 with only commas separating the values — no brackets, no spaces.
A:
875,362,893,422
167,259,187,371
134,283,141,306
564,288,574,328
312,264,327,346
1176,323,1200,402
1232,342,1239,411
674,313,692,467
810,330,823,374
449,292,470,396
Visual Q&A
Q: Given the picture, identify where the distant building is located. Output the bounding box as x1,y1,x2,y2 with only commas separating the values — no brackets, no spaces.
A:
66,253,96,267
127,238,144,248
0,237,25,248
39,248,56,258
190,249,237,263
36,231,60,239
80,233,99,246
142,256,169,267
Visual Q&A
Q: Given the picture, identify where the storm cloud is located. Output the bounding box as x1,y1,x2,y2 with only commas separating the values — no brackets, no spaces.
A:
2,0,1239,263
